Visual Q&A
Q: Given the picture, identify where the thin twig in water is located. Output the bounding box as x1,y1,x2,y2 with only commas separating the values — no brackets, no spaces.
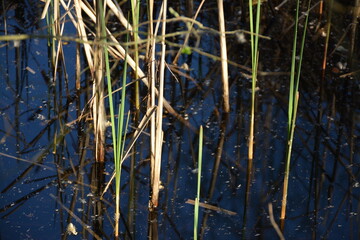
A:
49,194,102,240
186,199,237,216
268,203,285,240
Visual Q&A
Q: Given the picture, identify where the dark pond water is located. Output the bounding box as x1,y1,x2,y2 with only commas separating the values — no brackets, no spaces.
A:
1,0,360,239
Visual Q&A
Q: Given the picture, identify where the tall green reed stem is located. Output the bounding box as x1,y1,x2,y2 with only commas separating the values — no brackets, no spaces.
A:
243,0,261,234
248,0,261,165
280,0,311,231
98,1,128,236
129,2,140,235
194,126,203,240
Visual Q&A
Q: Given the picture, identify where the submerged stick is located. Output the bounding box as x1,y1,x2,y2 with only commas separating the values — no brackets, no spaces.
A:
50,194,102,240
268,203,285,240
186,199,237,216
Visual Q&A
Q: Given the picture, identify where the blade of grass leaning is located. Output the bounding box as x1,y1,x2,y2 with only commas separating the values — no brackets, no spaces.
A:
194,126,203,240
280,0,311,231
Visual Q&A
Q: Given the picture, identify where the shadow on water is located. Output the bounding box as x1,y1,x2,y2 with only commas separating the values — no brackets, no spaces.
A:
1,0,360,239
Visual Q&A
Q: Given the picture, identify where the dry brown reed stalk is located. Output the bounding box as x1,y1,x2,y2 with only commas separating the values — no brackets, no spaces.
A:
57,0,87,95
130,0,140,117
106,0,137,39
148,0,157,211
152,0,167,208
76,42,81,91
217,0,230,113
74,0,193,132
53,0,74,98
73,0,93,69
90,0,107,162
40,0,51,19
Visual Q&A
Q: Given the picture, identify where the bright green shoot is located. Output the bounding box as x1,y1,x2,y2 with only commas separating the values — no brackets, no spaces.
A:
280,0,311,230
99,0,128,236
194,126,203,240
247,0,261,162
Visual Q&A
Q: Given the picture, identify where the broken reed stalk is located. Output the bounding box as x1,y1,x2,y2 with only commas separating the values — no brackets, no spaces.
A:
280,0,310,231
194,126,203,240
217,0,230,113
152,0,167,208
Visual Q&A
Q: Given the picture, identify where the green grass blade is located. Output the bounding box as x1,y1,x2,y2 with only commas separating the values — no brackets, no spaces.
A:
281,0,311,230
194,125,203,240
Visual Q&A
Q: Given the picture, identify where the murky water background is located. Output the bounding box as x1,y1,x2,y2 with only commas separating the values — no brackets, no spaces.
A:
1,0,360,239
